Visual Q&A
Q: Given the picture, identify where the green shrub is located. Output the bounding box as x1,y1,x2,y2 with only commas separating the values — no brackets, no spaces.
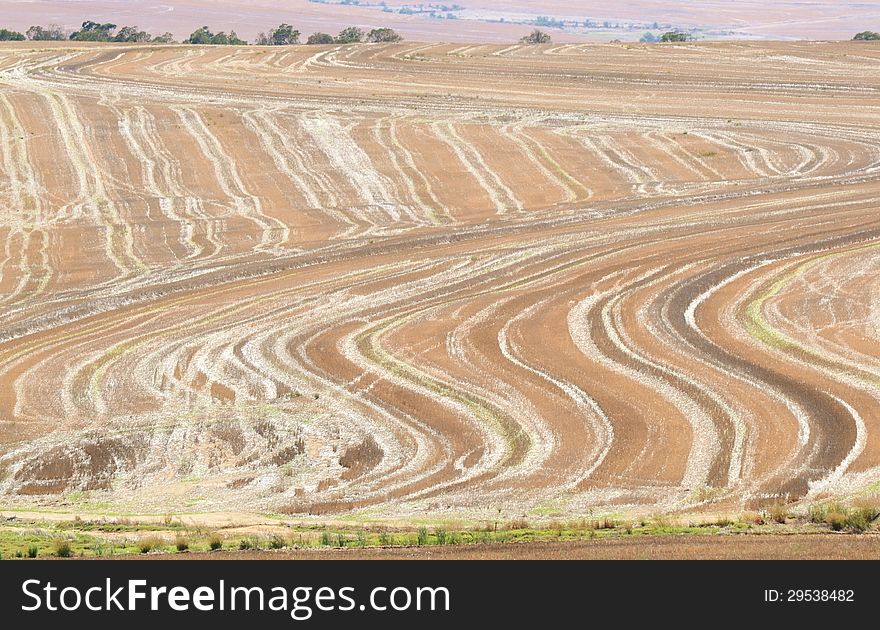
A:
504,518,530,531
175,536,189,552
138,536,163,554
69,21,116,42
809,504,828,524
435,528,447,545
520,29,551,45
54,540,73,558
208,534,223,551
846,507,880,533
114,26,152,43
0,28,25,41
26,25,67,41
827,511,847,531
256,23,299,46
378,531,394,546
335,27,364,44
307,32,334,45
845,513,869,533
416,527,429,546
27,545,38,559
268,534,286,550
187,26,246,45
767,503,789,524
742,511,765,526
660,31,691,42
651,514,673,529
367,28,401,43
854,505,880,522
320,531,332,546
812,503,879,532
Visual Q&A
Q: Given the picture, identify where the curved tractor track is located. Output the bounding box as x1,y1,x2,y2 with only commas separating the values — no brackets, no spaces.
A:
0,40,879,521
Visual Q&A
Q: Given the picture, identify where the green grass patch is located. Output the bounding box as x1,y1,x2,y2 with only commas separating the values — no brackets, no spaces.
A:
5,506,878,559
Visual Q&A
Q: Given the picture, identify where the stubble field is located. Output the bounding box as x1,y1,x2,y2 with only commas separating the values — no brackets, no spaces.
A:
1,40,880,542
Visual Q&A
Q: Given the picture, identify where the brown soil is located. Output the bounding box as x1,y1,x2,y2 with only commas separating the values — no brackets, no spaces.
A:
121,535,880,560
1,40,879,525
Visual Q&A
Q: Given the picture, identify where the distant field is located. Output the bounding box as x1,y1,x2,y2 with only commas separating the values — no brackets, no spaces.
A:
1,39,880,538
1,1,880,41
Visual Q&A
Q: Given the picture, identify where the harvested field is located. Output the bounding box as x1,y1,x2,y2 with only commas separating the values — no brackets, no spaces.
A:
1,40,880,528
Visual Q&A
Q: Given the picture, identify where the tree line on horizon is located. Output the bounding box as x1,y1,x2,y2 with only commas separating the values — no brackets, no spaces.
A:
6,21,878,46
520,28,880,44
0,21,403,45
0,24,700,46
519,29,697,45
254,25,403,45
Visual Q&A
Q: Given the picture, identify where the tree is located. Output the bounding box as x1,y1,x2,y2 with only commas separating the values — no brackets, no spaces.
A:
0,28,25,41
153,32,175,44
854,31,880,40
186,26,246,45
214,30,245,45
335,26,364,44
640,32,658,43
535,16,562,29
367,28,402,43
659,31,691,42
257,23,299,45
26,25,67,41
113,26,152,43
69,21,117,41
307,32,334,45
519,29,552,45
227,31,246,45
272,23,299,45
187,26,213,44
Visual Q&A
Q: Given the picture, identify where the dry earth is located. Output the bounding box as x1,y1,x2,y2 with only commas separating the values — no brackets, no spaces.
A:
1,40,880,527
126,535,880,560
